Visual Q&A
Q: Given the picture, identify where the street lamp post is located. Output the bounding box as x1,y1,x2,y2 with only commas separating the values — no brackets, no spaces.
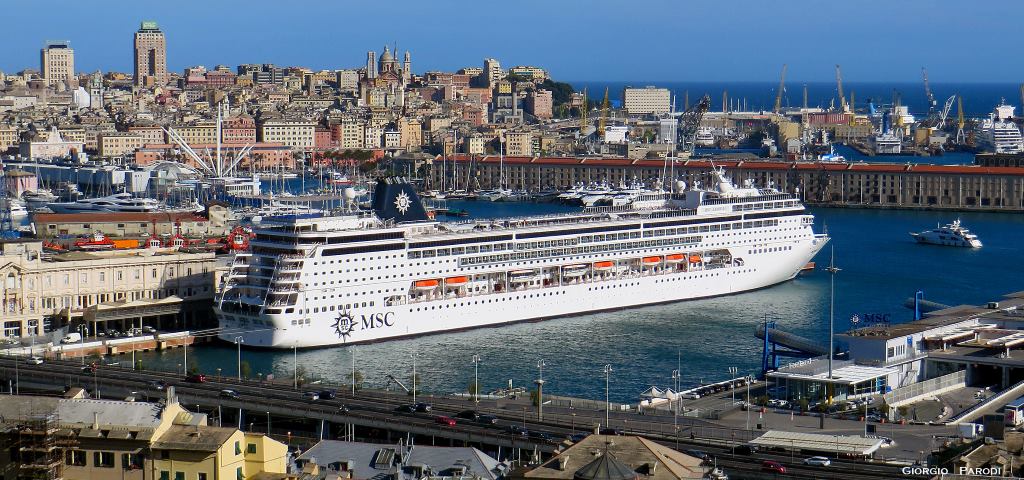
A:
471,355,481,404
671,369,680,428
827,246,840,381
728,366,738,405
603,364,613,428
79,325,86,366
412,352,418,405
293,342,298,390
234,336,244,380
535,359,545,421
351,346,356,396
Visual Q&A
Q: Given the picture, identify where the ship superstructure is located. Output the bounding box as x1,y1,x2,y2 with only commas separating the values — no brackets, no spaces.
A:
216,169,829,348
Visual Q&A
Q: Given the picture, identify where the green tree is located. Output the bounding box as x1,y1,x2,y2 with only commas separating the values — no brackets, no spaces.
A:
347,370,364,390
540,79,576,107
529,388,541,407
295,365,308,387
467,379,481,397
897,405,910,420
408,373,422,397
239,360,253,379
799,398,809,413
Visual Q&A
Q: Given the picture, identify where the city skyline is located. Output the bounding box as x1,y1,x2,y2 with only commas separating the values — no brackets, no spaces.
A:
1,0,1023,83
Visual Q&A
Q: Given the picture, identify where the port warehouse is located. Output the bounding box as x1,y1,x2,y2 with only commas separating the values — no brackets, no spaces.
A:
428,155,1024,211
765,292,1024,407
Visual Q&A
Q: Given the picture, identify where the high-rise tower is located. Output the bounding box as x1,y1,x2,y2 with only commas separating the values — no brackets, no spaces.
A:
134,21,167,87
40,41,75,87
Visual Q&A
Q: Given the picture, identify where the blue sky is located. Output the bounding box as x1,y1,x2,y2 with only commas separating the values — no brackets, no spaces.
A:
2,0,1021,83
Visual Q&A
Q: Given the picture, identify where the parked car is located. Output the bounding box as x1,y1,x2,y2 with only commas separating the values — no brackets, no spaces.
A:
219,389,240,399
394,405,417,413
476,414,498,425
731,444,758,455
685,450,712,463
302,391,320,401
506,425,528,437
24,357,44,365
455,410,480,420
528,431,555,442
319,390,337,400
434,415,456,427
761,460,786,474
803,456,831,467
599,427,623,436
185,373,207,383
414,402,432,412
142,326,157,334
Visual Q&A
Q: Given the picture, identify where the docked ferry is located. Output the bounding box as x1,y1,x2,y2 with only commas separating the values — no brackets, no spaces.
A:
215,168,829,348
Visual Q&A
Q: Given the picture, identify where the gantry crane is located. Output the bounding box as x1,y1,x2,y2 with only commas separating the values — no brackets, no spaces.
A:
773,64,787,114
922,67,937,113
955,95,966,145
579,87,589,134
597,87,610,136
835,64,846,112
678,94,711,154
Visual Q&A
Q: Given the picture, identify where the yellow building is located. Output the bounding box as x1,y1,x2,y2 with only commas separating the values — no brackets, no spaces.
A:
505,130,533,156
98,132,146,157
0,390,288,480
259,120,315,150
173,122,218,146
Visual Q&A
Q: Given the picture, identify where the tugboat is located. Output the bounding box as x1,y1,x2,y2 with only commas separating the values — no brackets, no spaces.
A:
910,219,982,248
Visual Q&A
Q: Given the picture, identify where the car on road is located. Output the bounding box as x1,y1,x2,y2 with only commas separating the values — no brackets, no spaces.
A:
142,326,157,334
80,364,96,373
761,460,786,474
337,404,351,413
394,405,417,413
685,450,712,463
569,433,589,443
414,402,432,412
506,425,528,437
476,414,498,425
219,389,240,399
302,391,320,401
435,415,456,427
803,456,831,466
25,357,44,365
319,390,337,400
528,431,555,442
185,373,207,383
599,427,623,436
868,435,895,447
455,410,479,420
149,380,168,390
706,467,728,480
730,444,758,455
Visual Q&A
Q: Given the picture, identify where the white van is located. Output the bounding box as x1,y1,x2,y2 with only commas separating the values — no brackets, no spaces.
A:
61,332,82,344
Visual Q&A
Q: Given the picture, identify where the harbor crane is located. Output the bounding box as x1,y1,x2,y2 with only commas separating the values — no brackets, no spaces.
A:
835,64,847,112
678,94,711,154
773,64,787,114
922,67,937,113
597,87,610,136
579,87,589,135
955,95,967,145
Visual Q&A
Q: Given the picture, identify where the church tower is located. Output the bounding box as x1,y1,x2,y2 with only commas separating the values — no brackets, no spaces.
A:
366,51,377,79
402,51,412,84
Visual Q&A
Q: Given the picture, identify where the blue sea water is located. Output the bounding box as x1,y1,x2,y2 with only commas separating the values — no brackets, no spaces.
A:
137,201,1024,403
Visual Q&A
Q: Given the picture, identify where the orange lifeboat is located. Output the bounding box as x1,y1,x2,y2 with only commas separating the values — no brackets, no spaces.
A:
445,276,469,287
664,254,685,264
688,254,703,264
414,279,440,290
642,256,662,266
593,261,614,271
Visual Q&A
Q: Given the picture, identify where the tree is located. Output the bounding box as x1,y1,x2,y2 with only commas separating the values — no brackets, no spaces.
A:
295,365,308,387
239,360,253,379
799,398,809,413
347,370,364,390
529,388,540,407
467,379,481,397
897,405,910,420
408,373,422,397
540,79,576,107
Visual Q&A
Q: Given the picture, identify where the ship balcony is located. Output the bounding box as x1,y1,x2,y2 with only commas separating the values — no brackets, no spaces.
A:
270,285,300,293
273,275,301,283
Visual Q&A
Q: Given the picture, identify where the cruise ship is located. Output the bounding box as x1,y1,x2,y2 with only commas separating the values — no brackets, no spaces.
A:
216,169,829,348
977,104,1024,154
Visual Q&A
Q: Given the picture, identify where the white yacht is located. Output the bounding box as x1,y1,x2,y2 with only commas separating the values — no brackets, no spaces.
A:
910,219,982,248
1,198,28,218
216,168,829,348
695,127,716,147
47,192,164,213
977,104,1024,154
873,131,902,155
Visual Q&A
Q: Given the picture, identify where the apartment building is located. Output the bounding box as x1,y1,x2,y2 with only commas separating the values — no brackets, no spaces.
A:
623,86,671,115
40,41,75,87
97,132,145,157
134,21,168,87
259,120,316,150
505,131,533,156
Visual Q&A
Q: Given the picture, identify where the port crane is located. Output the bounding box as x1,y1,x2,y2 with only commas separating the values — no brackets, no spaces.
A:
678,94,711,154
597,87,610,136
922,67,937,113
773,64,787,114
955,95,967,145
835,64,847,112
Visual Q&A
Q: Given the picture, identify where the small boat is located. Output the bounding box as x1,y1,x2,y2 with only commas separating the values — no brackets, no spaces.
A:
641,256,662,267
910,219,982,248
444,276,469,288
688,254,703,264
509,270,540,283
414,279,440,290
664,253,685,264
561,265,589,278
592,261,614,271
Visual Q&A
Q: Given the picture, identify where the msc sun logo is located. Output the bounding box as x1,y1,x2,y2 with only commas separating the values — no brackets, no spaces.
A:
332,311,357,339
394,191,412,215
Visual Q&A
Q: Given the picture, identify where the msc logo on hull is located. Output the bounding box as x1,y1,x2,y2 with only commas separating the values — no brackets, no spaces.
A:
333,311,396,339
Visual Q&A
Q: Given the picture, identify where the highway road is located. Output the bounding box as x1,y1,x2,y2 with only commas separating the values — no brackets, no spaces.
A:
0,357,925,479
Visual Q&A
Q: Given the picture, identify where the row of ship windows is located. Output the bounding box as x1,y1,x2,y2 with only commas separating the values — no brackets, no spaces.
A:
408,291,568,311
750,246,794,254
652,268,758,283
731,201,799,212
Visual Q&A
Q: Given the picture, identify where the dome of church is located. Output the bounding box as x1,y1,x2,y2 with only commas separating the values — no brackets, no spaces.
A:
380,46,394,62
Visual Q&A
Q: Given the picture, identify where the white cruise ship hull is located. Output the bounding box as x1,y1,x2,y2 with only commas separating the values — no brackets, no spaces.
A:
218,234,827,348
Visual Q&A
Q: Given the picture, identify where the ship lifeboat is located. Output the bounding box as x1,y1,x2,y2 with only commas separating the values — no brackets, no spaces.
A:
642,256,662,267
414,279,440,291
664,254,685,264
444,276,469,288
509,270,539,283
593,261,614,271
562,264,588,278
688,254,703,264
